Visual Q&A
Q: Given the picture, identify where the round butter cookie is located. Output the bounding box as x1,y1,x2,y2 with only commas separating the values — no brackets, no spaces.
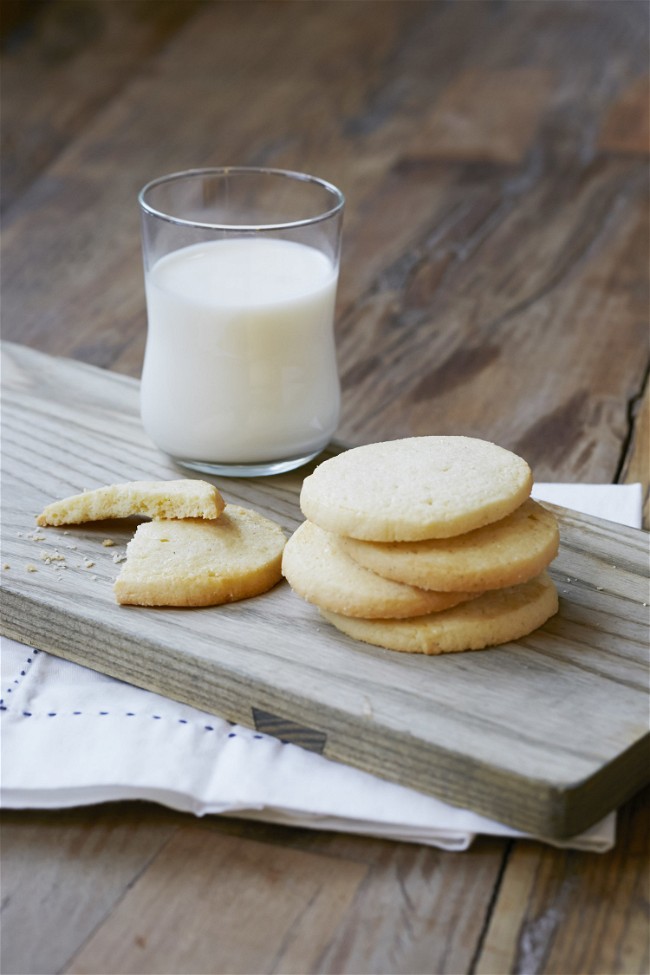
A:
114,504,285,607
282,520,477,618
300,437,533,541
319,572,558,654
339,499,559,592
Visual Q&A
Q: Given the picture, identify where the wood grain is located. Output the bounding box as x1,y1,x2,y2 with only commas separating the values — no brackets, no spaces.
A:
2,1,648,480
2,342,648,840
475,785,650,975
0,0,202,210
407,68,553,165
310,835,508,975
335,153,649,481
598,75,650,155
621,378,650,527
0,803,182,975
65,822,368,975
65,821,509,975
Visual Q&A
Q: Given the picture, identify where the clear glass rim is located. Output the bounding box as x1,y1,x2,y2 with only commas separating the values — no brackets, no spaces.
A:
138,166,345,231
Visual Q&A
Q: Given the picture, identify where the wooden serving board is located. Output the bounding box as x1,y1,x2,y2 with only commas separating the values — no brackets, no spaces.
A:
2,341,648,839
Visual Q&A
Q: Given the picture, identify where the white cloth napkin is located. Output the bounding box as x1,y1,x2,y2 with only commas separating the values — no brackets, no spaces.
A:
0,484,643,851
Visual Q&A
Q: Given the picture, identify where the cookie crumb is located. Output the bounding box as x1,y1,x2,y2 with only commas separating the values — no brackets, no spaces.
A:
84,559,95,569
26,564,38,572
102,538,116,547
3,563,10,570
39,550,66,564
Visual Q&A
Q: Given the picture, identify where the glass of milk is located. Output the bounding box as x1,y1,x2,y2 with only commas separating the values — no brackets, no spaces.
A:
138,167,344,476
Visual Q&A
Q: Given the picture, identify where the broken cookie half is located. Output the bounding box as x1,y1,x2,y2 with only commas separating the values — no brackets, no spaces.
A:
113,506,286,607
36,479,225,526
35,479,285,607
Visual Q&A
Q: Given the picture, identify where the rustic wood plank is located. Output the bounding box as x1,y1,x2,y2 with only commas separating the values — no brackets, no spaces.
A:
204,824,509,975
2,342,648,840
310,836,508,975
621,379,650,528
2,0,648,461
598,75,650,155
407,68,553,165
0,0,425,368
0,803,183,975
64,821,368,975
205,819,509,975
0,801,507,975
200,823,511,975
0,0,203,210
474,785,650,975
335,153,649,482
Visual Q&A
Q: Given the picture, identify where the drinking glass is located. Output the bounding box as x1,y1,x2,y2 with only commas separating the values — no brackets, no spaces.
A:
138,167,344,476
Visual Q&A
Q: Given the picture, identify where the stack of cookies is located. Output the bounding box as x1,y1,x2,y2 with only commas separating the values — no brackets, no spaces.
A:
282,436,560,654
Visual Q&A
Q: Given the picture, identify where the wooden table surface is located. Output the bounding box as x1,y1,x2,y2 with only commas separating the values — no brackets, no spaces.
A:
1,2,648,973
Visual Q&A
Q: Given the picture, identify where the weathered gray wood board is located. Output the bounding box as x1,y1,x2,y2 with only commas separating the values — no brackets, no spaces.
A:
2,342,648,838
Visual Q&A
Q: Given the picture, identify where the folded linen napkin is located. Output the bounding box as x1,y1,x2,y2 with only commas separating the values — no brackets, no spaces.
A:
0,484,643,851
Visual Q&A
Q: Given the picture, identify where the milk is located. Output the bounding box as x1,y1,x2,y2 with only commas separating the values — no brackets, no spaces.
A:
140,237,340,465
